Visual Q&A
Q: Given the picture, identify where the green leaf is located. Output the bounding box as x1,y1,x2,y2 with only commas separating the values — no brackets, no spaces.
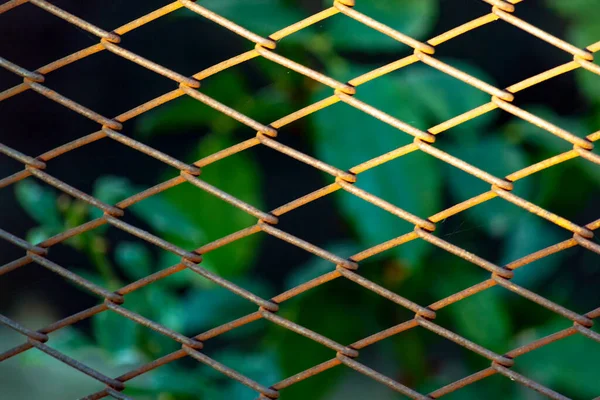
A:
107,288,185,358
547,0,599,19
285,242,359,289
444,137,530,237
182,282,267,336
126,364,215,397
92,176,131,207
510,106,588,153
162,133,264,277
153,251,197,289
451,288,512,352
25,226,53,245
14,179,61,229
136,96,215,137
403,61,497,137
144,285,187,333
214,350,282,399
114,241,153,281
93,310,139,358
234,84,294,127
433,259,511,352
325,0,437,52
501,214,567,287
514,318,600,398
93,176,205,248
137,69,292,140
313,65,475,267
183,0,310,40
136,71,248,137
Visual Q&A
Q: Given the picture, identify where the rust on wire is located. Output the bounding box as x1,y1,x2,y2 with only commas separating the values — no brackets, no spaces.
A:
0,0,599,399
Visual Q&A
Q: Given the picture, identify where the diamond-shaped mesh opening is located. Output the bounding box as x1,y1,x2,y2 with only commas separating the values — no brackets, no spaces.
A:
284,275,405,344
266,313,342,374
323,6,426,56
435,285,511,353
0,89,101,152
44,50,178,117
434,5,573,87
308,103,415,168
107,7,243,79
36,142,181,199
0,2,92,68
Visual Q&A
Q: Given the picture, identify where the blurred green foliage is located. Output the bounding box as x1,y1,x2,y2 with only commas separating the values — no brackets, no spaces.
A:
12,0,600,399
325,0,437,51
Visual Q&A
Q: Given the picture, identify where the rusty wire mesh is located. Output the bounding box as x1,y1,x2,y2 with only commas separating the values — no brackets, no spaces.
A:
1,0,599,399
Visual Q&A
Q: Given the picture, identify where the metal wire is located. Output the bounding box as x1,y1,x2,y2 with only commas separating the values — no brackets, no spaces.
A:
1,0,599,399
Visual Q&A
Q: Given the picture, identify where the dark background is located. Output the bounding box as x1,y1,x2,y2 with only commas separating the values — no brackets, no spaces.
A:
1,0,599,399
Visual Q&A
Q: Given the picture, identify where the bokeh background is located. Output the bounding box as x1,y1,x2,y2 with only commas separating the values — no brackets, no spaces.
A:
1,0,599,398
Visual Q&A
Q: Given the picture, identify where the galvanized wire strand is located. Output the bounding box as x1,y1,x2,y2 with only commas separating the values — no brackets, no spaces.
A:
0,0,599,399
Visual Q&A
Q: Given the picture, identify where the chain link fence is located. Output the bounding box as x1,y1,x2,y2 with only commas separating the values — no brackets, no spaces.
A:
1,0,599,399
